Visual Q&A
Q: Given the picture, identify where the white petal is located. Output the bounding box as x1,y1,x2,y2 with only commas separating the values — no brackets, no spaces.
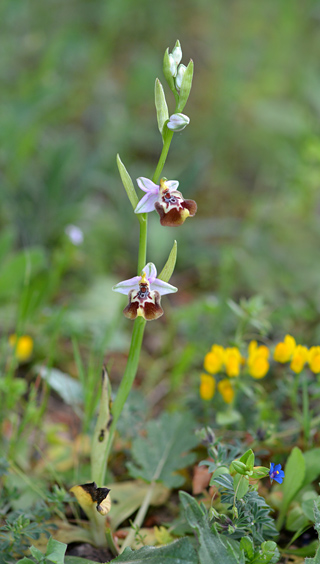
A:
134,192,159,214
142,263,157,281
112,276,140,295
136,177,159,194
152,278,178,296
165,180,179,191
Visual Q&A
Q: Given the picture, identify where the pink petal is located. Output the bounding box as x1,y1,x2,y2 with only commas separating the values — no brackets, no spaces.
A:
135,192,159,214
136,177,159,194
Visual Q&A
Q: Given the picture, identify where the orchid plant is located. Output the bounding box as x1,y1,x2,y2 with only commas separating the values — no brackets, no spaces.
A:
71,41,196,549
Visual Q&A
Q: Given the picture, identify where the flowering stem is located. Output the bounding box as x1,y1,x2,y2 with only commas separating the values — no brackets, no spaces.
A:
152,129,174,184
137,213,148,273
99,130,175,484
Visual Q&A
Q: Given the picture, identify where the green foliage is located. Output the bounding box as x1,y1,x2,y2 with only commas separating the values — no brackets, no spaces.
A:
158,240,177,283
240,537,280,564
113,537,197,563
276,446,305,530
17,537,67,564
305,499,320,564
180,491,243,564
127,412,198,488
213,473,278,544
116,155,139,213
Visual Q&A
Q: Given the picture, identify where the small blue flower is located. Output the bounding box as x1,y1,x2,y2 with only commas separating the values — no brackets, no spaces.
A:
269,463,285,484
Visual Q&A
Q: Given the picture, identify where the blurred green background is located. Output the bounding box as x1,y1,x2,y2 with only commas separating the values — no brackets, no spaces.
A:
2,0,320,363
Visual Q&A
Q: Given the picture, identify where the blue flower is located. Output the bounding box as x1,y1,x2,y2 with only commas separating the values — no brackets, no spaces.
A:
269,463,285,484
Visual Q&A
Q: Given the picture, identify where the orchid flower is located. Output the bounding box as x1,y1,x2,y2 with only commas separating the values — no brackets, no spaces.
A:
134,177,197,227
112,262,177,321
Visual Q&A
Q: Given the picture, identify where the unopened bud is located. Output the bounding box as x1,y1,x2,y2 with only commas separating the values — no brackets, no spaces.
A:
168,54,177,77
167,113,190,132
172,42,182,66
175,64,186,91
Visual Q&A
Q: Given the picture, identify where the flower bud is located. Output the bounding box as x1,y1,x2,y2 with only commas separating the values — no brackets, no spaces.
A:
168,54,177,77
167,113,190,132
231,460,248,475
175,64,186,91
172,42,182,66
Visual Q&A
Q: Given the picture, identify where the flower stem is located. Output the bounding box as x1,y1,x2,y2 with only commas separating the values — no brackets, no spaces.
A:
152,129,174,184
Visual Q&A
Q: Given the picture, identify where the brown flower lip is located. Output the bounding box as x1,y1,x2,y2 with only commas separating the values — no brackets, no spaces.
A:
154,179,197,227
123,273,163,321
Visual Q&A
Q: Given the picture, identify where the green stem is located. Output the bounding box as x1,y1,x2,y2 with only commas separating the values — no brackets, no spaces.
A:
302,373,310,445
137,213,148,274
102,316,146,475
152,130,174,184
120,482,156,552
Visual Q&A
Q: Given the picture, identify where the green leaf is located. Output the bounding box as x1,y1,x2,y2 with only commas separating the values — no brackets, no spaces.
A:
233,474,249,499
45,537,67,564
305,499,320,563
16,559,35,564
116,154,139,212
239,449,254,466
155,79,169,136
127,412,198,488
252,541,280,564
240,536,254,560
112,537,197,563
158,240,177,283
180,492,244,564
303,448,320,487
286,505,310,531
177,59,194,113
277,447,305,530
30,545,45,560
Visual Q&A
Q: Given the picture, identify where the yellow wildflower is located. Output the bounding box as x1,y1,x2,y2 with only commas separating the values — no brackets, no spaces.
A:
200,374,216,401
218,378,234,404
9,334,34,362
224,347,242,377
203,345,224,374
247,340,270,379
273,334,296,363
290,345,308,374
308,346,320,374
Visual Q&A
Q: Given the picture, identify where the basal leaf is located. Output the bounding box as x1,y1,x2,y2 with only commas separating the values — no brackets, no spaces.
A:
127,412,198,488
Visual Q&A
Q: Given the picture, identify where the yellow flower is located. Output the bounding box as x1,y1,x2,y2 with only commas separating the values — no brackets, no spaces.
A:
290,345,308,374
9,334,34,362
224,347,242,377
200,374,216,401
273,335,296,363
247,340,270,379
308,346,320,374
218,378,234,404
203,345,224,374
